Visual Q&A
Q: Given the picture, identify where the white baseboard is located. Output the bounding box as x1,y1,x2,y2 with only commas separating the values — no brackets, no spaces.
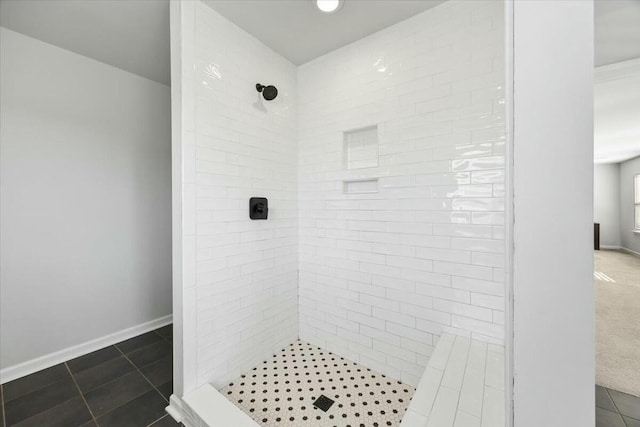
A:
600,245,621,250
166,394,185,424
0,314,172,384
621,247,640,257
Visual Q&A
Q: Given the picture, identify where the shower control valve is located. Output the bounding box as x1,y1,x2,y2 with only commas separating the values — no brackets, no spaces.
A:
249,197,268,220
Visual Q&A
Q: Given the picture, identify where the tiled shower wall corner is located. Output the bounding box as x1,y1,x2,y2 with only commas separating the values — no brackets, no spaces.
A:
180,0,506,393
189,2,299,389
298,0,506,386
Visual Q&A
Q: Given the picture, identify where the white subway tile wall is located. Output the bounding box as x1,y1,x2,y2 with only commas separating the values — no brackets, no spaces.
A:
183,0,506,392
297,0,505,386
191,2,298,388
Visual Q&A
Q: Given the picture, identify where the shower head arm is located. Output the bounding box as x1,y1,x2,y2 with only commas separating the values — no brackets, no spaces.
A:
255,83,278,101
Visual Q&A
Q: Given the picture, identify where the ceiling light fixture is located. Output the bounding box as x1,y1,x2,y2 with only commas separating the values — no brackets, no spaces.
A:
316,0,343,14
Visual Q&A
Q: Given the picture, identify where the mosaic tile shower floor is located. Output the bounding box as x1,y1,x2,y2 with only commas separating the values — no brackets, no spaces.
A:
221,340,415,427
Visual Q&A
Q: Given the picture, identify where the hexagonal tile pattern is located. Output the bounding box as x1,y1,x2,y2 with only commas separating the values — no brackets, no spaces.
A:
221,340,415,427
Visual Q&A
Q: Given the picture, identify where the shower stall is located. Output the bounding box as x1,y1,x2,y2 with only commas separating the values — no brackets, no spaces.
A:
170,0,508,425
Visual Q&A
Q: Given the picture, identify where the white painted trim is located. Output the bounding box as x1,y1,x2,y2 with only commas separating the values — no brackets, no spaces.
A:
600,245,622,250
621,247,640,257
183,383,260,427
0,315,172,384
503,1,515,426
166,394,185,424
169,0,185,398
595,57,640,84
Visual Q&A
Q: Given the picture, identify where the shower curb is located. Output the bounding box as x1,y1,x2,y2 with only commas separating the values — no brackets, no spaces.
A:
181,383,260,427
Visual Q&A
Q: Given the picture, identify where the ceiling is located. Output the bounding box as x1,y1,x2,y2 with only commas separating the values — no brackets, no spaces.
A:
202,0,444,65
0,0,638,164
594,59,640,164
594,0,640,164
595,0,640,67
1,0,639,83
0,0,170,86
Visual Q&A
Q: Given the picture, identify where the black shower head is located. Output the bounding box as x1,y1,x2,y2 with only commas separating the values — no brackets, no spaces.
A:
256,83,278,101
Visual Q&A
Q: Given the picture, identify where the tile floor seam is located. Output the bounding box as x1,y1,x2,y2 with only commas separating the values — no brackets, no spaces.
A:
612,389,640,420
87,389,160,425
116,340,164,358
1,366,72,404
154,329,173,344
75,370,164,425
623,413,633,427
625,415,640,427
424,367,444,419
65,362,98,426
4,394,90,427
450,343,471,426
71,356,136,395
441,335,455,369
4,375,83,427
1,384,7,427
114,343,172,423
81,369,152,409
476,342,488,424
147,414,173,427
146,414,164,427
606,387,624,418
67,347,122,376
599,386,640,427
147,413,169,425
74,361,156,423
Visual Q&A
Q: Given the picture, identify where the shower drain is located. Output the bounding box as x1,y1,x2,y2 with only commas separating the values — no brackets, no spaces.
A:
312,395,335,412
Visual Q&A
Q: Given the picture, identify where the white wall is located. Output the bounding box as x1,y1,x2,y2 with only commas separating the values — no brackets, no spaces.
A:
0,28,172,372
620,156,640,254
594,163,621,247
298,0,506,386
184,2,299,389
511,1,594,426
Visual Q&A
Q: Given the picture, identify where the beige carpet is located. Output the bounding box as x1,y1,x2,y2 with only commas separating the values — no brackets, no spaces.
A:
595,249,640,396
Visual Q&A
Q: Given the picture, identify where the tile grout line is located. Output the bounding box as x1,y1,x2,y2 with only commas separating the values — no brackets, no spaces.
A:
114,344,171,406
154,328,173,344
479,343,489,424
74,343,170,426
80,332,173,423
64,362,99,426
146,414,171,427
1,384,7,427
451,338,474,426
4,369,95,427
603,387,633,427
604,387,623,418
2,393,88,427
66,353,133,396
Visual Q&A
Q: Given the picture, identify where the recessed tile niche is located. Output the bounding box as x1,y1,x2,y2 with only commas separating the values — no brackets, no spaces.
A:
343,179,379,194
343,125,378,170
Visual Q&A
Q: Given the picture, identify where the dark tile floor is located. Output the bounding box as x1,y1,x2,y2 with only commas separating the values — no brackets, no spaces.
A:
597,385,640,427
0,325,182,427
